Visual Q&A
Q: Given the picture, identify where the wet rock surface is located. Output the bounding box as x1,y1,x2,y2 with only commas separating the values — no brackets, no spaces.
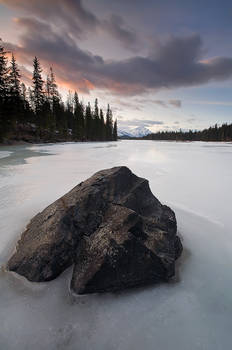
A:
7,166,182,294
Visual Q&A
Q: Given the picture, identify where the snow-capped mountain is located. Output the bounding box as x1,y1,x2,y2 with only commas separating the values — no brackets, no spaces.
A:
117,129,133,138
131,126,151,138
118,126,151,138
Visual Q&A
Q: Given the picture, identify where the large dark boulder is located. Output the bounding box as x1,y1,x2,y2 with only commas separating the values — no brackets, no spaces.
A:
7,166,182,294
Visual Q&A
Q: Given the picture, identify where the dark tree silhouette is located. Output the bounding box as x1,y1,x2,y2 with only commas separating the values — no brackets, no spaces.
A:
0,39,10,139
32,57,44,135
143,124,232,142
105,104,113,141
0,42,117,143
113,119,118,141
9,54,21,97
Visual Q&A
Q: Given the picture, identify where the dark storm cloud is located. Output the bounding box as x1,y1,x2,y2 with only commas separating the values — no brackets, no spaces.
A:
0,0,97,38
3,13,232,95
100,35,232,90
0,0,139,50
102,14,139,51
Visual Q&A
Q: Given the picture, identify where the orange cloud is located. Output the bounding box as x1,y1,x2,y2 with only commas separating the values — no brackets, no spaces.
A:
58,78,95,94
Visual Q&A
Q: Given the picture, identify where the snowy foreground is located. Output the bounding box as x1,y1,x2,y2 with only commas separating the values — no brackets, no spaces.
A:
0,140,232,350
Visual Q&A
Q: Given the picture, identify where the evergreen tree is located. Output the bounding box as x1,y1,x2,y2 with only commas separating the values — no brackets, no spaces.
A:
20,83,27,103
85,102,93,140
113,119,118,141
0,46,118,143
0,39,9,100
20,82,32,124
73,91,79,139
32,57,44,112
144,123,232,142
79,101,85,140
49,67,60,106
99,108,105,141
8,53,22,126
93,98,100,140
40,98,52,135
32,56,44,135
62,90,73,137
105,104,113,140
72,92,85,140
0,39,9,140
47,67,59,136
9,54,21,97
27,87,34,111
46,73,51,101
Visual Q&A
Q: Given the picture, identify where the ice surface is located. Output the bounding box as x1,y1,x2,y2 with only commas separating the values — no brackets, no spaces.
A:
0,140,232,350
0,151,12,160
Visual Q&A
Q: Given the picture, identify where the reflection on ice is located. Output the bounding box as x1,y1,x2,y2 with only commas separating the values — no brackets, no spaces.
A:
0,140,232,350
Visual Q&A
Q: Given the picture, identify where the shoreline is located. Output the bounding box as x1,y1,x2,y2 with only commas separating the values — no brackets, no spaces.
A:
119,138,232,142
2,134,231,146
0,139,119,147
1,138,232,147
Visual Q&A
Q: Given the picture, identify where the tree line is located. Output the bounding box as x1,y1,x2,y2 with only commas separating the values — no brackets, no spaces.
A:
0,40,117,143
144,123,232,142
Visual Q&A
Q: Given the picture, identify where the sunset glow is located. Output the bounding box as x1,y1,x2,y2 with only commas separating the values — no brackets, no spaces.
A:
1,0,232,132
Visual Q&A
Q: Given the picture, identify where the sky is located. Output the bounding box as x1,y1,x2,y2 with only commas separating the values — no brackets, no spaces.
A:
0,0,232,132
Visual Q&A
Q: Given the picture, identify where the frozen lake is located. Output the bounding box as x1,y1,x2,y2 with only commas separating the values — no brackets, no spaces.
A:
0,140,232,350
